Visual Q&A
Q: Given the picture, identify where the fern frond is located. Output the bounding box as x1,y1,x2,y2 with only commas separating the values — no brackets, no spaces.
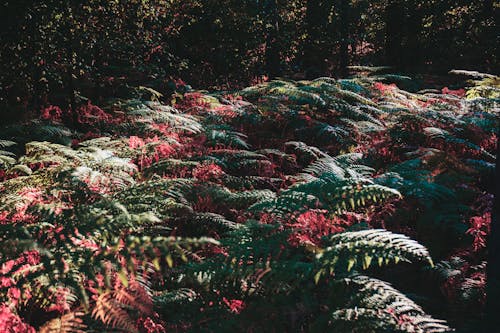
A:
153,288,198,310
92,292,138,333
39,312,86,333
316,229,432,276
8,164,33,175
0,154,16,167
173,212,240,236
205,127,250,149
125,100,203,134
285,141,329,161
268,84,327,107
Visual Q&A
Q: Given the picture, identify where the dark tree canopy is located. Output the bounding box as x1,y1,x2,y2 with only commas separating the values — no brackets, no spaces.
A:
0,0,497,119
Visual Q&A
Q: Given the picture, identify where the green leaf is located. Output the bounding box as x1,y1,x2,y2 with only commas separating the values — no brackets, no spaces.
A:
347,258,356,271
152,257,161,270
166,254,174,268
118,270,129,287
314,269,324,284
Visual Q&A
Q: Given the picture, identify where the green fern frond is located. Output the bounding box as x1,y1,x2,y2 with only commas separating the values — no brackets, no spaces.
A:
316,229,432,276
153,288,198,310
205,127,250,149
8,164,33,175
423,127,495,160
0,154,16,167
268,83,327,107
173,212,239,236
285,141,329,161
221,175,284,190
142,159,200,177
0,140,17,148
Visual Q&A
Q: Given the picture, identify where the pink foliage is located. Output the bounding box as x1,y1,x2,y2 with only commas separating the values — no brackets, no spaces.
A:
441,87,465,97
222,297,245,314
287,210,346,247
193,163,224,181
154,143,175,159
0,187,49,223
76,102,112,125
211,105,238,118
373,82,397,94
0,304,35,333
479,133,497,152
41,102,114,125
47,287,72,313
175,92,210,111
129,136,146,149
130,136,176,168
466,212,491,251
40,105,63,121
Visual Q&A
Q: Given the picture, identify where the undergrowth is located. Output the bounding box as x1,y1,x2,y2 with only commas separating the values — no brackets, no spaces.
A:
0,72,498,332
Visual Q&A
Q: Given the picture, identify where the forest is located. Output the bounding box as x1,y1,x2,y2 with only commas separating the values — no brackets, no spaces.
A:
0,1,498,332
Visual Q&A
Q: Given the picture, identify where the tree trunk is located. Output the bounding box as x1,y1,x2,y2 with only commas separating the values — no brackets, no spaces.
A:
385,0,404,68
403,1,422,71
339,0,350,77
264,0,281,79
304,0,328,78
64,0,78,128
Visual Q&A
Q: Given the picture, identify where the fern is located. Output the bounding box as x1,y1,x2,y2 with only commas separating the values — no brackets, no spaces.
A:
4,73,497,331
315,229,432,279
38,312,87,333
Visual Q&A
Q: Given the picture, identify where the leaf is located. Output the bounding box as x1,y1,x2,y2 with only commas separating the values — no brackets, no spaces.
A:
9,164,32,175
314,269,324,285
363,255,372,270
39,312,86,333
347,258,356,271
166,254,174,268
152,257,161,270
118,270,129,287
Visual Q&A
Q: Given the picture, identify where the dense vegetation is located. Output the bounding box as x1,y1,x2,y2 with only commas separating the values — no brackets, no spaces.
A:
1,1,498,121
1,69,498,332
1,1,498,332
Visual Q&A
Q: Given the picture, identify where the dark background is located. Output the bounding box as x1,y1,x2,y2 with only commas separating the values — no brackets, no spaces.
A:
0,0,497,122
